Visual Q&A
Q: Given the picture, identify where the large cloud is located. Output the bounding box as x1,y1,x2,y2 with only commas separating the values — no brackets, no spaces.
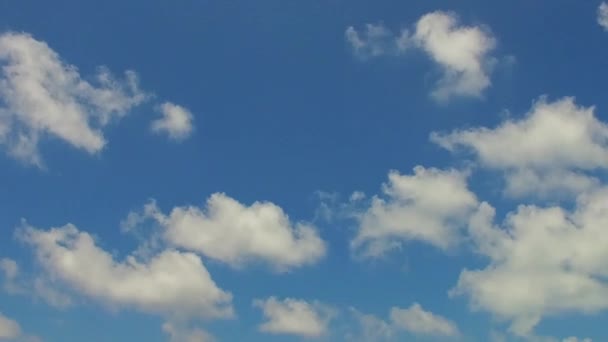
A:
0,32,147,166
452,187,608,336
253,297,333,338
431,97,608,198
351,166,478,257
127,193,326,271
346,11,497,101
17,223,233,320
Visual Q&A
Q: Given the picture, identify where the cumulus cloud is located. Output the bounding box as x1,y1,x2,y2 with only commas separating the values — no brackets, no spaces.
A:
452,187,608,336
0,312,21,339
431,97,608,199
351,166,478,257
151,102,194,141
349,303,459,340
253,297,334,338
414,12,496,100
346,11,497,100
598,2,608,31
0,32,147,166
17,222,233,320
127,193,326,271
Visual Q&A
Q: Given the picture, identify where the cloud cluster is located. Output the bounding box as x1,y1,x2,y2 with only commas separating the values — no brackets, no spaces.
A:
0,32,196,167
346,11,497,100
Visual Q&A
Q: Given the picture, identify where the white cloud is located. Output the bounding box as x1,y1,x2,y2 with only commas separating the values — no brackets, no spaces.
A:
151,102,194,141
414,11,495,101
17,222,233,320
431,97,608,199
129,193,326,271
0,312,21,339
351,166,478,257
162,322,215,342
598,2,608,31
453,187,608,336
349,304,459,340
346,11,497,100
0,32,147,166
253,297,333,338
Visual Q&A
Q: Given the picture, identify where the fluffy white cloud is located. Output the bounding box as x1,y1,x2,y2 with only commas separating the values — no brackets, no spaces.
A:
453,187,608,336
0,32,147,166
346,11,497,100
253,297,333,338
0,312,21,339
351,166,478,257
598,2,608,31
431,97,608,198
17,223,233,320
414,11,495,101
130,193,326,271
349,304,459,340
151,102,194,141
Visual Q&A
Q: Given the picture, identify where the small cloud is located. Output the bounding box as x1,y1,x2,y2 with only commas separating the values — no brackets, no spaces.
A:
151,102,195,141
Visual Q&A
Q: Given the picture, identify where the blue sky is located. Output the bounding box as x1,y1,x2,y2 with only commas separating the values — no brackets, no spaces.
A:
0,1,608,341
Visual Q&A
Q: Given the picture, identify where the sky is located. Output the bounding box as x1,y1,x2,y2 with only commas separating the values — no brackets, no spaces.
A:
0,1,607,341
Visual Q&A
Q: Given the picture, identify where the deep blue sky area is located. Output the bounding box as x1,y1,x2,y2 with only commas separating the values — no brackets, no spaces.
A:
0,1,607,342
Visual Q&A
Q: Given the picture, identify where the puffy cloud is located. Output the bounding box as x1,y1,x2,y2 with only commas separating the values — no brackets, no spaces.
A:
390,303,460,337
453,187,608,336
598,2,608,31
431,97,608,198
17,222,233,320
0,32,147,166
151,102,194,141
129,193,326,271
0,312,21,339
253,297,333,338
414,11,495,101
348,304,459,340
351,166,478,257
346,11,497,100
